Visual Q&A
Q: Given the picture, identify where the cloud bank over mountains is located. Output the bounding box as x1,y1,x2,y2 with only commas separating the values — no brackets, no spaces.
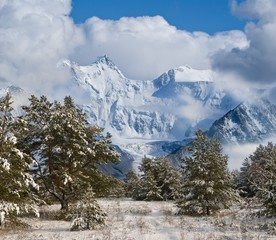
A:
0,0,275,104
213,0,276,87
72,16,248,81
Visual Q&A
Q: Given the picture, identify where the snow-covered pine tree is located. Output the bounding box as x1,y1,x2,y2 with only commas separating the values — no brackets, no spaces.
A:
238,158,255,197
0,94,39,226
176,129,238,215
244,142,276,214
125,170,141,199
142,172,163,201
138,156,163,201
17,95,119,211
156,157,181,200
128,156,181,201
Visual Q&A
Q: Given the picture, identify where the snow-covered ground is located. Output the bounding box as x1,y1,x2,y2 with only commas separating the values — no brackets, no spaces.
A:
1,199,275,240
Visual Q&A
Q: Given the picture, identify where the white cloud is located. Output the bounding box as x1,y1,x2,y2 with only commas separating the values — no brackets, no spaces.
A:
231,0,276,22
225,132,276,170
212,71,263,104
71,16,248,80
224,143,259,170
177,94,214,123
0,0,84,100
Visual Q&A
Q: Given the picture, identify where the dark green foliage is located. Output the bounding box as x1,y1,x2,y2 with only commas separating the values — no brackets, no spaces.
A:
176,129,238,215
138,156,162,201
157,158,182,200
125,156,181,201
229,169,240,190
238,158,256,197
16,95,119,210
125,170,141,199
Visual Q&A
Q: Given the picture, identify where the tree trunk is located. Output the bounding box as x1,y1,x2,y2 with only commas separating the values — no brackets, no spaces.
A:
60,198,69,211
206,206,210,215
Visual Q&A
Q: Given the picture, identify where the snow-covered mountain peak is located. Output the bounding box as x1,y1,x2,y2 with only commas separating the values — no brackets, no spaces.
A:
152,65,226,107
152,65,217,100
174,66,214,83
153,66,214,89
61,56,176,140
96,55,115,67
63,56,126,87
92,55,125,78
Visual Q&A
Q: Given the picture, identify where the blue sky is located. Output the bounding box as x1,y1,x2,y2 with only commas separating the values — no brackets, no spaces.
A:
0,0,276,102
71,0,246,34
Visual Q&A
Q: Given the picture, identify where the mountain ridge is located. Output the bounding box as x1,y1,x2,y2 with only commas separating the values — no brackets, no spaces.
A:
208,98,276,144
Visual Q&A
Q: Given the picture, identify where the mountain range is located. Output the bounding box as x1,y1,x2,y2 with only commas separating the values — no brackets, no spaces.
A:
64,56,239,140
1,56,276,176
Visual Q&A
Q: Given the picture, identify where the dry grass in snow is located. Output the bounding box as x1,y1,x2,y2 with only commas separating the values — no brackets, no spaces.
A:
0,199,275,240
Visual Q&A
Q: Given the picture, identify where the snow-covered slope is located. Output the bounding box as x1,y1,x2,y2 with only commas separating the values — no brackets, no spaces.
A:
208,98,276,144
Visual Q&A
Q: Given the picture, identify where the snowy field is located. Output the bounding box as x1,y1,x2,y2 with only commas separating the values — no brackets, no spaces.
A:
0,199,275,240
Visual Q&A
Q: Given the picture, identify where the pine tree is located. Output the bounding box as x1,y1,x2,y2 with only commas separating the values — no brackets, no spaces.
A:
156,158,181,200
142,171,163,201
125,170,141,199
17,95,119,211
176,129,238,215
238,158,255,197
0,94,38,226
138,156,162,201
244,142,276,214
127,156,181,201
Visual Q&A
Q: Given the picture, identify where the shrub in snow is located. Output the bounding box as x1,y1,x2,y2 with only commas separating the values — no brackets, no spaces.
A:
69,188,106,231
0,201,38,229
